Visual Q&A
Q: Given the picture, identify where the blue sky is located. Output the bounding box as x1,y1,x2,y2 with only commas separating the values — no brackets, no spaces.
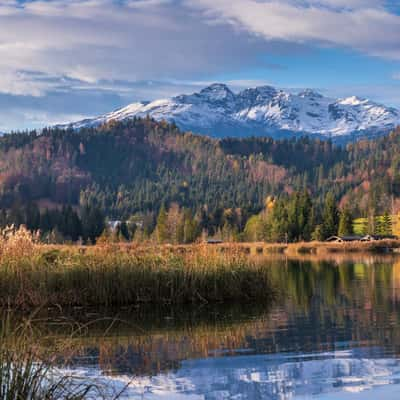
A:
1,0,400,131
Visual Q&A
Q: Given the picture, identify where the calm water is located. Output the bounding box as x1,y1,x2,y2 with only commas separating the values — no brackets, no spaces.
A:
50,255,400,399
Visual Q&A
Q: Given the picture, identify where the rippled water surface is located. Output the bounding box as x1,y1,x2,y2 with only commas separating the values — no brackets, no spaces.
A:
51,255,400,399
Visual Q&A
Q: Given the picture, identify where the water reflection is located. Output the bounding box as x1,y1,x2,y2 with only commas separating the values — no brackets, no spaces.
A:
105,351,400,399
31,255,400,398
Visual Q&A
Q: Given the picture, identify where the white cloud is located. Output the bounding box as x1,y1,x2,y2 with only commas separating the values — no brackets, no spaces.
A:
0,0,399,129
291,0,385,10
0,0,398,96
0,0,281,97
0,69,48,97
186,0,400,60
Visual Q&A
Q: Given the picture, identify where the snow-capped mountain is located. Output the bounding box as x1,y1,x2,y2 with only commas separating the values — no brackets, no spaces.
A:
61,83,400,142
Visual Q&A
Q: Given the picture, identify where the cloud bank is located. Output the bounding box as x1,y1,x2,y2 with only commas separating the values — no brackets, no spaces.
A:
0,0,399,129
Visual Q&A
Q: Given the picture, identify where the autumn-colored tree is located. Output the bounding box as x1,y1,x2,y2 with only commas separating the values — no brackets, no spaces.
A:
166,202,182,244
393,213,400,237
244,215,265,242
156,204,168,243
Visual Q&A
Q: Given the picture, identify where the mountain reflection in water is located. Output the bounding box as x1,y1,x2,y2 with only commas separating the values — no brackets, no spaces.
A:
27,255,400,398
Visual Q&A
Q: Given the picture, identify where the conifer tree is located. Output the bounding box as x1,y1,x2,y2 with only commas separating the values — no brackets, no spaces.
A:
117,221,130,241
338,207,353,236
311,225,324,241
374,216,384,235
81,204,105,244
322,192,339,239
382,211,392,236
156,204,168,243
176,216,185,244
183,209,199,243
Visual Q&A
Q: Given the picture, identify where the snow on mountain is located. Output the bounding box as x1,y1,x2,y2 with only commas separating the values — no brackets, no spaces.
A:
59,83,400,142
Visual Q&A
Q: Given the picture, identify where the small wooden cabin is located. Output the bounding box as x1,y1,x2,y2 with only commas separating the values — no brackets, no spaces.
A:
326,236,362,243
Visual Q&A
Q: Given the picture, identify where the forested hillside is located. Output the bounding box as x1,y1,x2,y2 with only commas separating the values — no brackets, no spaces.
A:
0,117,399,242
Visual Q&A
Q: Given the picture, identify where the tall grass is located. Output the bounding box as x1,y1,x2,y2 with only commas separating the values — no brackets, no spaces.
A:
0,314,106,399
0,226,275,309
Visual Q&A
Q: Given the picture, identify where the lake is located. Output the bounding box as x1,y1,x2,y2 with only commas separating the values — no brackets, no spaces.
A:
38,254,400,399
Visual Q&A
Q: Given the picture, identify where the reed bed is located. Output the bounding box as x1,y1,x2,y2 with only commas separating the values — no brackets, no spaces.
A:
284,239,400,255
0,227,275,309
0,314,110,399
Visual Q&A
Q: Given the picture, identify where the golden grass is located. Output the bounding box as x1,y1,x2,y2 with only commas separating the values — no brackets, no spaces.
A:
285,239,400,255
2,225,397,309
206,240,400,256
0,313,109,399
0,227,275,309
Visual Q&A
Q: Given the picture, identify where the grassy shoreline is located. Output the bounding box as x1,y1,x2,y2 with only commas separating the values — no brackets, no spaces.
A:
0,236,276,309
165,239,400,256
1,226,399,309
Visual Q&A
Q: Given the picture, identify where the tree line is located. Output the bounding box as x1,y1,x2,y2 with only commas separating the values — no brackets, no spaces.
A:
1,191,396,245
0,203,105,244
0,118,399,243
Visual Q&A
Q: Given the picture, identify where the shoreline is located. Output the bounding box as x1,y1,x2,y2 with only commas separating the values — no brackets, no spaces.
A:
90,239,400,256
0,243,276,309
2,235,399,310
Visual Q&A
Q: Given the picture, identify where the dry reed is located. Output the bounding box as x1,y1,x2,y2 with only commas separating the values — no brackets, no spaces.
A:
0,313,118,399
0,227,275,309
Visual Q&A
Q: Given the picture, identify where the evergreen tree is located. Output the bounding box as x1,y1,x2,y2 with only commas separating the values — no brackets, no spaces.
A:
39,209,52,234
382,211,393,236
338,207,353,236
374,216,384,235
176,216,185,244
311,225,324,241
81,204,105,244
298,190,313,241
322,192,339,239
267,199,289,242
116,221,130,241
183,209,199,243
166,203,181,244
156,204,168,243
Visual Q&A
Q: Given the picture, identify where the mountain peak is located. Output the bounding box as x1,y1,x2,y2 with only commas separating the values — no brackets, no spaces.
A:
240,85,277,98
198,83,235,101
338,96,368,106
298,89,324,99
60,83,400,142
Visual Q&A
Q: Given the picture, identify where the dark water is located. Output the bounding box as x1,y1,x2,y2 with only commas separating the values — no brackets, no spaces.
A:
50,255,400,399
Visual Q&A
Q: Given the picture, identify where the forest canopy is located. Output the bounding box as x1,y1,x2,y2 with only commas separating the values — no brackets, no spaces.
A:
1,118,399,242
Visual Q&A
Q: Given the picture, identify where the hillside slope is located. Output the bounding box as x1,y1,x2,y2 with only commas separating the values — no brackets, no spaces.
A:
0,119,399,220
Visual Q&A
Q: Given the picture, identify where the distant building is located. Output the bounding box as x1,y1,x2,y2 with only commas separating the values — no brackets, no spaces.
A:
108,220,142,231
326,235,398,243
360,234,397,242
108,220,121,231
326,236,362,243
205,239,223,244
